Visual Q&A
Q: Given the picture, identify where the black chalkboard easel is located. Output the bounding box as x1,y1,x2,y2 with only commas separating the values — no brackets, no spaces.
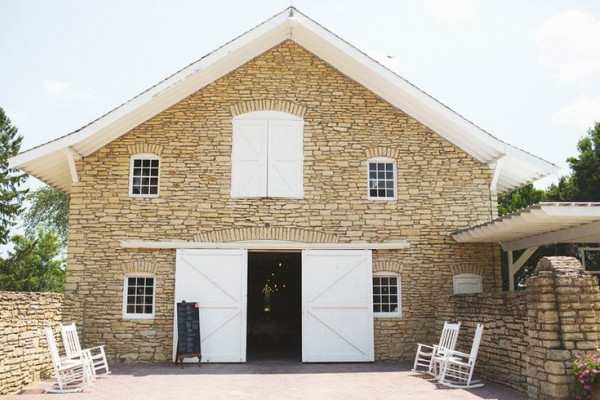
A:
175,300,202,367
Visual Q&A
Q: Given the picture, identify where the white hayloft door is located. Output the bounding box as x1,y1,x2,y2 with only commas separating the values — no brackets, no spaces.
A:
174,249,248,363
302,249,374,362
231,111,303,198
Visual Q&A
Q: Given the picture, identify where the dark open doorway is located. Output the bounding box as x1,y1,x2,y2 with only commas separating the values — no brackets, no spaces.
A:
247,251,302,361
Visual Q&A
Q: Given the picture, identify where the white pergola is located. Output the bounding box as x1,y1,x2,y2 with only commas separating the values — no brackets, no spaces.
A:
451,202,600,290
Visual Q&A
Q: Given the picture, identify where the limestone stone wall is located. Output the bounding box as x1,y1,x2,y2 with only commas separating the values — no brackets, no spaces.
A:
0,291,82,396
525,257,600,400
66,40,500,362
437,291,528,392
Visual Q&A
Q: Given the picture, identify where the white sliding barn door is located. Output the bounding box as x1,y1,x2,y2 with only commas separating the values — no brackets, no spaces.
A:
174,249,248,363
302,249,374,362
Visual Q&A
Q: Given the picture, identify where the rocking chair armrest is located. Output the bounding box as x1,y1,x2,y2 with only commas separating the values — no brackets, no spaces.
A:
441,349,470,359
85,345,106,353
415,343,435,350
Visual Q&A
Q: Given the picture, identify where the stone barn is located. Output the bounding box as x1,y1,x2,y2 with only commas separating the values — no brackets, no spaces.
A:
9,8,557,364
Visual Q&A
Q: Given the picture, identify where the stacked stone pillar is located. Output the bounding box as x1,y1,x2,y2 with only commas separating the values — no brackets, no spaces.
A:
525,256,600,399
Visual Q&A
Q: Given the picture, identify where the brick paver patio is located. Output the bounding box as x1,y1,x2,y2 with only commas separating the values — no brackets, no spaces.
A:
9,361,526,399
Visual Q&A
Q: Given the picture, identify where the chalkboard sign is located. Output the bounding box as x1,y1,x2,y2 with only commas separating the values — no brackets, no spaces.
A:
175,300,202,367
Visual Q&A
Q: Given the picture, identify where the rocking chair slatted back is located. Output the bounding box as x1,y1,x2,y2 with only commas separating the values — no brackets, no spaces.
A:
438,322,461,353
61,323,82,357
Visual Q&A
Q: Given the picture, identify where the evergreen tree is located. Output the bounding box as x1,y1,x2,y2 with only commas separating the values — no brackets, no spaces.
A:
0,107,28,244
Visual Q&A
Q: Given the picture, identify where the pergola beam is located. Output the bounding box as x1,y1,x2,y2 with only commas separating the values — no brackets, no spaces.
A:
502,220,600,251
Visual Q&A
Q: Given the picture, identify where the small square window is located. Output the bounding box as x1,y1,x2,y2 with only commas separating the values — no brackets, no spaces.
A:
368,160,396,200
123,275,155,319
373,273,401,317
130,155,160,198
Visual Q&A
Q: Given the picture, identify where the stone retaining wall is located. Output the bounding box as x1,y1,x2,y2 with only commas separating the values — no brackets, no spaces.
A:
437,291,528,392
437,257,600,399
0,291,82,396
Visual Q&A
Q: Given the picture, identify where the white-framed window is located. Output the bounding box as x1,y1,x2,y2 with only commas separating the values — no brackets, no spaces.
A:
373,272,401,317
129,154,160,198
368,158,397,200
582,248,600,275
122,274,156,319
231,111,303,198
453,273,483,294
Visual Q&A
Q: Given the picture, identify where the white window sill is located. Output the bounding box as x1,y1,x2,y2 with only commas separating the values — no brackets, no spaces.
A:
122,314,155,320
374,312,402,318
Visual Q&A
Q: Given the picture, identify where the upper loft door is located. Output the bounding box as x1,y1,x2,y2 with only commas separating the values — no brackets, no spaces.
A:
174,249,248,363
301,249,374,362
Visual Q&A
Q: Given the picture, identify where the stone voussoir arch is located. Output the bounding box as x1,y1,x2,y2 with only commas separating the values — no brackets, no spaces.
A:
364,146,401,160
126,143,164,156
372,261,403,274
450,263,483,277
194,227,340,244
230,100,307,118
122,261,159,275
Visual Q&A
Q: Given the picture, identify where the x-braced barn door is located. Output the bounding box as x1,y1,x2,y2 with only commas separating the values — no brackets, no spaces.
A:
174,249,248,362
301,249,374,362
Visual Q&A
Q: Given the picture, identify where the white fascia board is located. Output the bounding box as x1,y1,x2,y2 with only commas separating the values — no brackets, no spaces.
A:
540,204,600,218
504,147,559,176
9,10,292,168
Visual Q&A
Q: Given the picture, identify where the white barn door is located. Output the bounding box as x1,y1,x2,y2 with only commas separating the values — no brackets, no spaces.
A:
174,249,247,363
302,249,374,362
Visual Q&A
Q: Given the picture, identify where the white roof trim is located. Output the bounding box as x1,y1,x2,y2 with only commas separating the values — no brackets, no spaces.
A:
9,7,557,193
452,202,600,251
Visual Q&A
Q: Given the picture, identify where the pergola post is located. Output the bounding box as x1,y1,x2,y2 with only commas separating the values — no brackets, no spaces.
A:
508,247,538,291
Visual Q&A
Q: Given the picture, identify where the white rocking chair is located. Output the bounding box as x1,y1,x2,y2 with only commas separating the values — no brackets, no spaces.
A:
436,323,485,389
44,327,93,393
413,321,461,373
61,323,110,376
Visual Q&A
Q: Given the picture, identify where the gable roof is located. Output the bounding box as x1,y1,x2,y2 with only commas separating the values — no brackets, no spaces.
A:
10,7,558,194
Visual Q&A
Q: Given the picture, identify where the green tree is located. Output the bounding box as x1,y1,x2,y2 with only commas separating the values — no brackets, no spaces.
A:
498,183,547,216
23,186,70,247
0,107,28,244
0,230,65,292
564,122,600,201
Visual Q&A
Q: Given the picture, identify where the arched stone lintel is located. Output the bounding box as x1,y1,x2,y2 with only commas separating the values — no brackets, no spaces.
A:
122,261,158,275
365,147,400,160
126,143,164,156
373,261,403,274
230,100,307,118
194,227,339,244
450,264,483,277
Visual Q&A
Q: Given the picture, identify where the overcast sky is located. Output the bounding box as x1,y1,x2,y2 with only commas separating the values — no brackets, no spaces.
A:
2,0,600,190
